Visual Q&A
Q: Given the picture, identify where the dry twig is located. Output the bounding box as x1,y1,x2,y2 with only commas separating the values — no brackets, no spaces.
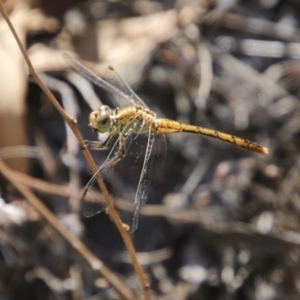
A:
0,1,150,299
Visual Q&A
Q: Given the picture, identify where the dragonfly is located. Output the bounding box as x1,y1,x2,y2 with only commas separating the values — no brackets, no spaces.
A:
64,54,268,232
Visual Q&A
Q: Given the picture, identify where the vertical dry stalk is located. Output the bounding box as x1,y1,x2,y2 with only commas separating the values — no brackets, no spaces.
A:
0,1,150,299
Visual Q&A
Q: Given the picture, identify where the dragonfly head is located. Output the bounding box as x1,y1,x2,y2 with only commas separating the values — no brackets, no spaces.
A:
89,105,112,133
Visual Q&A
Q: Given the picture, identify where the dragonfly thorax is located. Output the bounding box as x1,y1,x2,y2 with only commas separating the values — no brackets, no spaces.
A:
89,105,112,133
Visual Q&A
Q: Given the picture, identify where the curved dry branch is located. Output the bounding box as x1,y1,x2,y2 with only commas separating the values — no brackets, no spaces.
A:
0,2,150,299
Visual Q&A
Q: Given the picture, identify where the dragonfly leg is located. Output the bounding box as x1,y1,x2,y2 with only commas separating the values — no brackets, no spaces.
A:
83,130,118,150
118,134,127,158
82,140,109,151
104,135,127,168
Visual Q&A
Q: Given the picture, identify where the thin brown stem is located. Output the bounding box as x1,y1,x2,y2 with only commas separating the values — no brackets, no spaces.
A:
0,2,150,299
0,159,135,300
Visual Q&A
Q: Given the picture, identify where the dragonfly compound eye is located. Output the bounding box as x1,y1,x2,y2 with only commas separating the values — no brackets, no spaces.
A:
89,105,112,133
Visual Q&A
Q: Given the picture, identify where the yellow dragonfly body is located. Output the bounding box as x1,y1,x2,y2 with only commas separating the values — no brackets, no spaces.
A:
89,104,268,154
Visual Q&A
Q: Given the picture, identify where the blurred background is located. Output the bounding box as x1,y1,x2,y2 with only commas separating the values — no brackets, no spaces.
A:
0,0,300,299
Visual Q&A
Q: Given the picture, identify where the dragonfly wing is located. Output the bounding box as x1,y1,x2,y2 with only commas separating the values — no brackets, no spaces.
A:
81,117,140,217
103,66,148,108
81,138,120,217
131,130,167,232
81,173,106,217
63,54,148,108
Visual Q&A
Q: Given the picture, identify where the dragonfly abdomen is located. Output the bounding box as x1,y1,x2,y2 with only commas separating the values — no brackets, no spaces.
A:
155,119,268,154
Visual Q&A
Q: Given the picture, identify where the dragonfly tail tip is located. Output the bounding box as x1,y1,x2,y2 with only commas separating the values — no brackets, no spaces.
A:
261,146,269,154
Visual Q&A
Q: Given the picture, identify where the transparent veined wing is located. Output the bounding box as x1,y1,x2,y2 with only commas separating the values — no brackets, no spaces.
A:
131,129,155,232
81,118,138,217
63,53,148,108
82,120,166,231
